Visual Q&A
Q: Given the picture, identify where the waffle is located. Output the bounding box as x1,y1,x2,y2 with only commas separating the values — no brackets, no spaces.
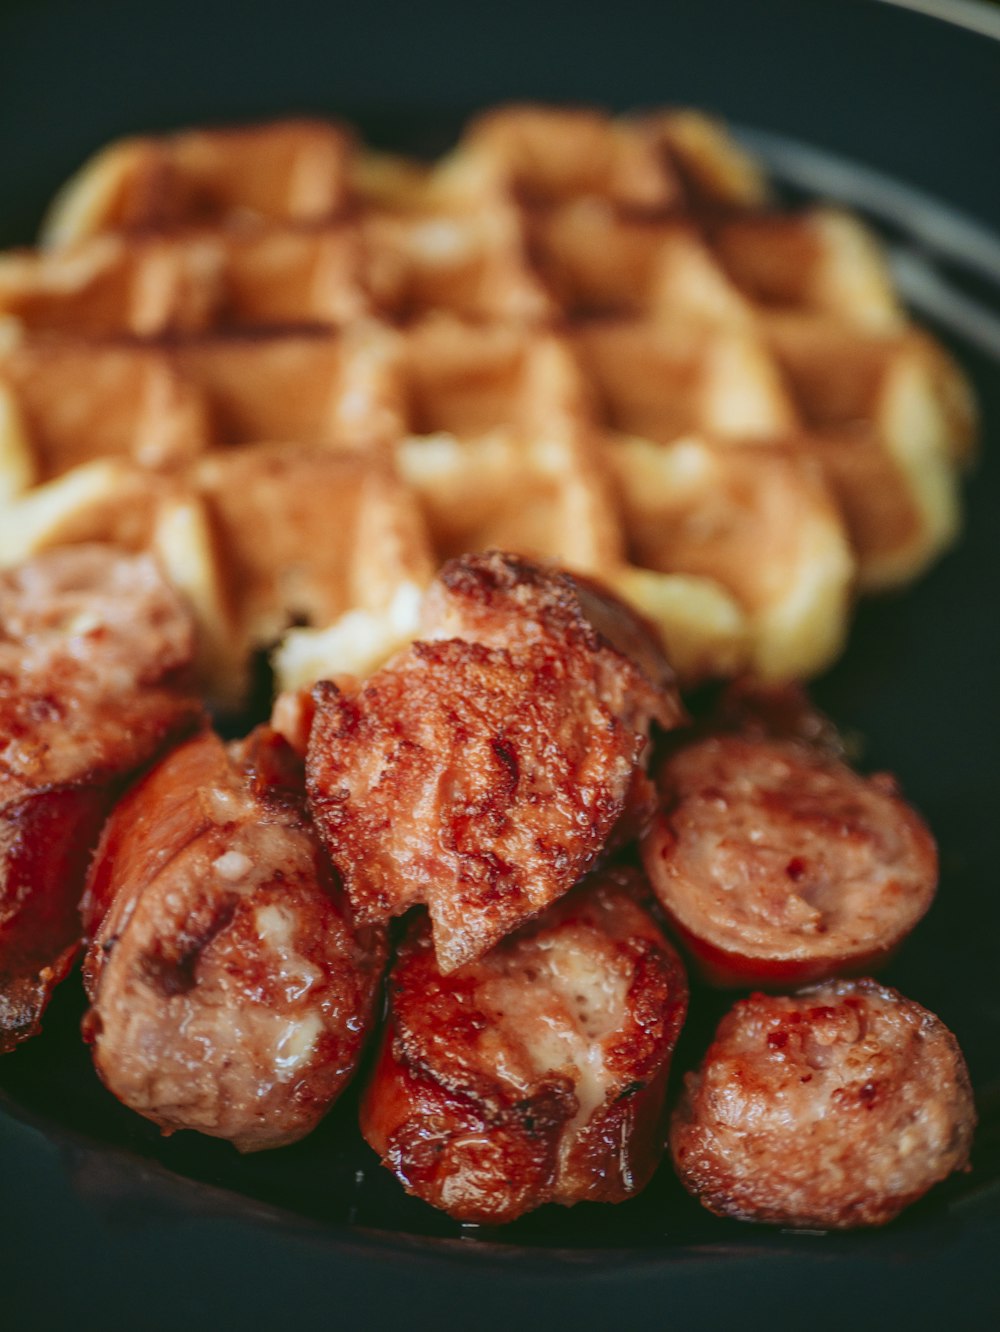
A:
0,107,976,703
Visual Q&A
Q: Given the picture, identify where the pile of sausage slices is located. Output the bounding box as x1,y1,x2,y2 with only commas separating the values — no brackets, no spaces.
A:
0,545,975,1230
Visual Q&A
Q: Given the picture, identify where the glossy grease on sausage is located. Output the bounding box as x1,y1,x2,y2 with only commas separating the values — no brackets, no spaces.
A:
83,726,385,1151
361,867,688,1224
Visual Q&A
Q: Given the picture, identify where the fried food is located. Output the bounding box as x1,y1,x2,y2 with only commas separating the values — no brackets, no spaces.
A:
641,729,937,988
0,545,201,1051
0,102,979,1234
307,552,683,971
670,980,975,1228
361,867,688,1223
82,725,385,1151
418,545,678,709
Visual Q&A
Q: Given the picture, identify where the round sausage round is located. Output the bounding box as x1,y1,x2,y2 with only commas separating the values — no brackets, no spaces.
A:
670,978,975,1229
642,733,937,987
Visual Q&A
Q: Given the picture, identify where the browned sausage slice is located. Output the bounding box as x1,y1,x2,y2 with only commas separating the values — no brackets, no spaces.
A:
1,545,201,1051
308,552,683,972
82,726,385,1152
360,866,688,1224
419,552,679,720
670,979,975,1228
641,731,937,987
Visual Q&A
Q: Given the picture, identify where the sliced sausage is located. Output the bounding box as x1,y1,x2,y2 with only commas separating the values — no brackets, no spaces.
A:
82,726,385,1152
1,545,201,1051
641,731,937,987
670,979,976,1228
360,866,688,1224
308,551,683,972
419,551,680,722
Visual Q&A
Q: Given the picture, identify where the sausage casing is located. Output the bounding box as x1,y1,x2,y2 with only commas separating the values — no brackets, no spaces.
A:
83,726,385,1151
308,552,683,972
360,866,688,1224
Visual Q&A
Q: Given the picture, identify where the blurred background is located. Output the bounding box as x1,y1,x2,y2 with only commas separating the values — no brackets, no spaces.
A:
1,0,998,243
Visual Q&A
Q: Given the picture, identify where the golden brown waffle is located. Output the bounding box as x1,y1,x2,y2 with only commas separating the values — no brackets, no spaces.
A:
40,119,354,242
0,107,976,702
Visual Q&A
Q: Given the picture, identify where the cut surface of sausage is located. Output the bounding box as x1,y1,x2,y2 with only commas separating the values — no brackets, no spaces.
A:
1,545,201,1051
308,551,683,972
670,979,975,1229
83,726,385,1151
642,732,937,987
360,866,688,1224
0,544,197,793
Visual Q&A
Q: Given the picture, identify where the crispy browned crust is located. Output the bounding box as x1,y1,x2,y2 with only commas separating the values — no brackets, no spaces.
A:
0,546,202,1051
308,552,684,972
360,867,688,1224
641,730,937,988
422,551,681,716
0,787,109,1052
0,546,200,798
83,727,385,1151
670,980,976,1229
